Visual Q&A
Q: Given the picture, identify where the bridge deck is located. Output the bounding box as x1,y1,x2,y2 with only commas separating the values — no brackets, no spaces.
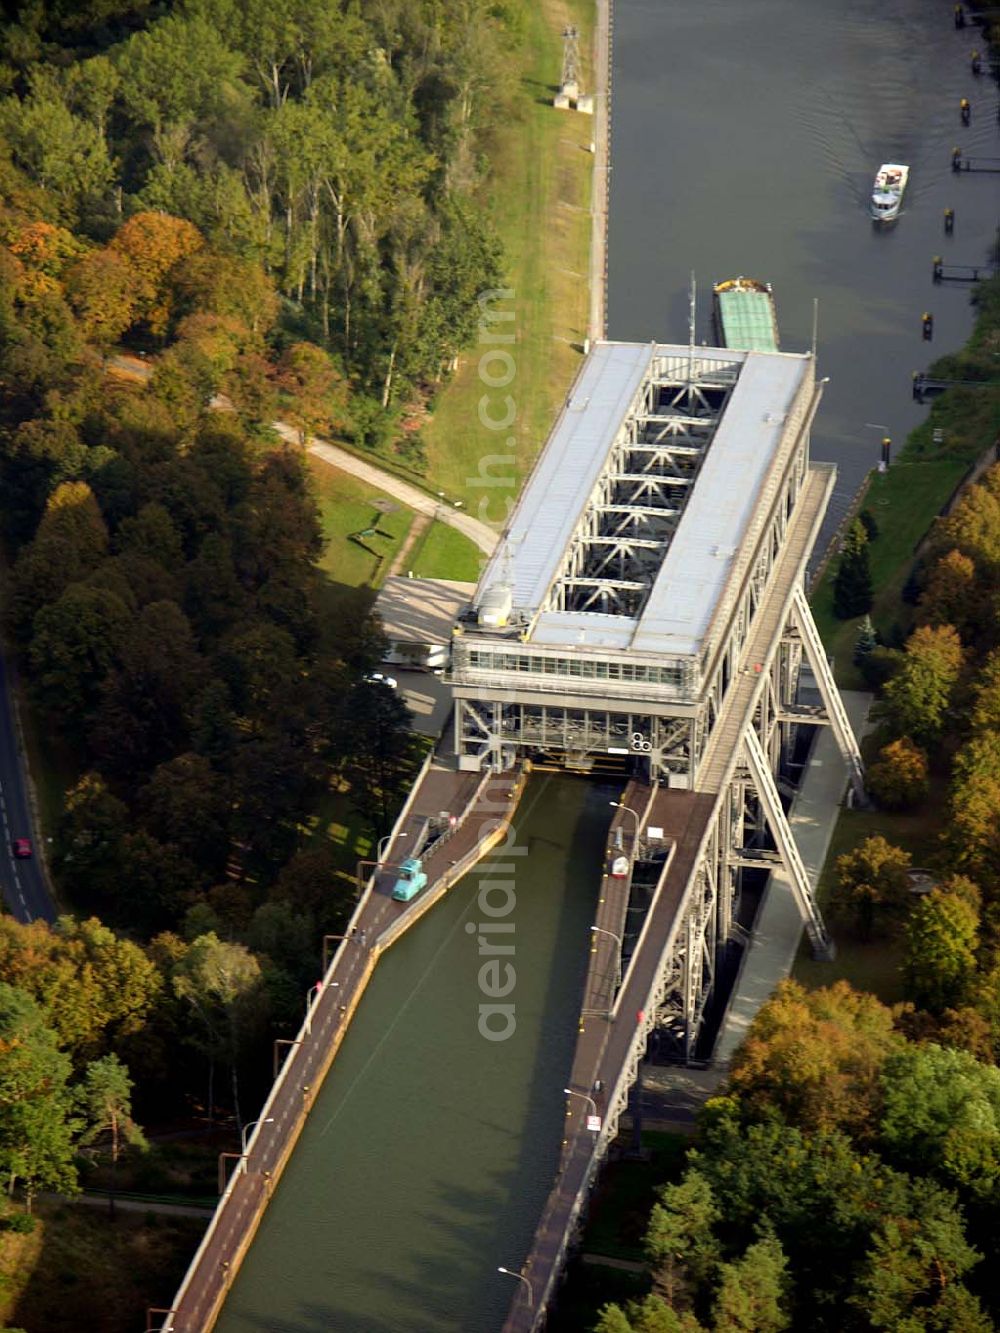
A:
515,790,715,1330
503,462,836,1331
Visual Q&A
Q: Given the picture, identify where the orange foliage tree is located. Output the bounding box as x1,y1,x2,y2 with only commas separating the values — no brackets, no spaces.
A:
109,211,203,337
724,979,902,1140
65,248,137,350
866,737,930,811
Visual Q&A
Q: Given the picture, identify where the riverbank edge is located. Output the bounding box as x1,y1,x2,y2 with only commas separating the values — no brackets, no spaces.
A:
810,276,1000,686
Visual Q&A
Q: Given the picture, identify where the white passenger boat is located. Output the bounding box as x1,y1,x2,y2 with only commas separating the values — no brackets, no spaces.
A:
870,163,909,221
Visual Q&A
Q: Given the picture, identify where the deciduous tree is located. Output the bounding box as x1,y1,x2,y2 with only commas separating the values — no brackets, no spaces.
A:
64,248,137,350
879,624,963,746
108,211,203,337
724,980,901,1138
172,932,268,1127
0,983,79,1209
833,836,911,940
865,738,929,812
880,1044,1000,1198
904,887,979,1014
917,548,979,637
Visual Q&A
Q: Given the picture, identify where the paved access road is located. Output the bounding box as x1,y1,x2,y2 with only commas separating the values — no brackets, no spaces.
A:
0,651,55,923
288,433,499,558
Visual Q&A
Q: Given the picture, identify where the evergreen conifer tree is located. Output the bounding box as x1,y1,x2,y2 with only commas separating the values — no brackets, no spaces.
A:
853,614,878,666
833,519,873,619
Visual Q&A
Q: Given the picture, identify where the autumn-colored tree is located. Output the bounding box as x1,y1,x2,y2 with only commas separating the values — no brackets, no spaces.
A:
917,548,979,637
948,731,1000,883
865,737,929,811
968,648,1000,732
878,624,963,746
8,481,110,641
933,466,1000,575
64,248,137,349
277,340,347,446
108,211,203,336
171,250,278,338
904,887,980,1014
724,980,902,1139
1,219,85,293
833,836,911,939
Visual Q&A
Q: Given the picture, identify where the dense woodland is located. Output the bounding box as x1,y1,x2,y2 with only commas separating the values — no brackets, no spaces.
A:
592,275,1000,1332
0,0,521,1222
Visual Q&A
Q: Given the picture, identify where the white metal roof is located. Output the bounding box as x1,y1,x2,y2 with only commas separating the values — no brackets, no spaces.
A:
480,341,654,608
631,352,807,656
475,341,811,659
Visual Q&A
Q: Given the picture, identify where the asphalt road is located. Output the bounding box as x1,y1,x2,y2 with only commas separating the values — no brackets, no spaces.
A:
0,650,55,923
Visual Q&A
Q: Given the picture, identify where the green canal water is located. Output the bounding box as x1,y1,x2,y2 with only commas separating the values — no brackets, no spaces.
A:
214,773,615,1333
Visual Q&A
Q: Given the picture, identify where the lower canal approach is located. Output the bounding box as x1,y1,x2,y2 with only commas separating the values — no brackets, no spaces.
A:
213,774,615,1333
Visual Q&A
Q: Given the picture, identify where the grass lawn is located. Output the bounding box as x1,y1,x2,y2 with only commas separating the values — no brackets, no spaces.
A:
408,521,484,582
811,455,968,689
309,457,414,605
791,782,948,1004
0,1199,204,1333
420,0,595,507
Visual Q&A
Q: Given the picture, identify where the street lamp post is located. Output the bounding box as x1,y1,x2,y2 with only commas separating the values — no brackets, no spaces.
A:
608,800,641,850
563,1086,598,1118
497,1266,533,1308
240,1116,274,1173
305,980,337,1035
591,924,623,1001
377,831,407,863
322,934,347,973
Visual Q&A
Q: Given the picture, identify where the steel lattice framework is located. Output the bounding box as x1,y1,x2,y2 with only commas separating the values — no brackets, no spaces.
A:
548,376,726,616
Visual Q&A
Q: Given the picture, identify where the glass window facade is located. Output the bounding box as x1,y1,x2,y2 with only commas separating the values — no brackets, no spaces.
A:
463,648,689,689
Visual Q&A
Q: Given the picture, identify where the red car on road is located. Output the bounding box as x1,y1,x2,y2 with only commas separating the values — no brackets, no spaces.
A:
12,838,32,858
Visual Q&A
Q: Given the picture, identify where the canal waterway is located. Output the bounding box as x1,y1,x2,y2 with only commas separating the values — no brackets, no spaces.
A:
609,0,999,532
214,774,613,1333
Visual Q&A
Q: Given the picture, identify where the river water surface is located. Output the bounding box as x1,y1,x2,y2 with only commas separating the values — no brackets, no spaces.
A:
609,0,998,530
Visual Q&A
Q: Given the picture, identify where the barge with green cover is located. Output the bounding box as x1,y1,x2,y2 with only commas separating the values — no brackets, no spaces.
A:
712,276,779,352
